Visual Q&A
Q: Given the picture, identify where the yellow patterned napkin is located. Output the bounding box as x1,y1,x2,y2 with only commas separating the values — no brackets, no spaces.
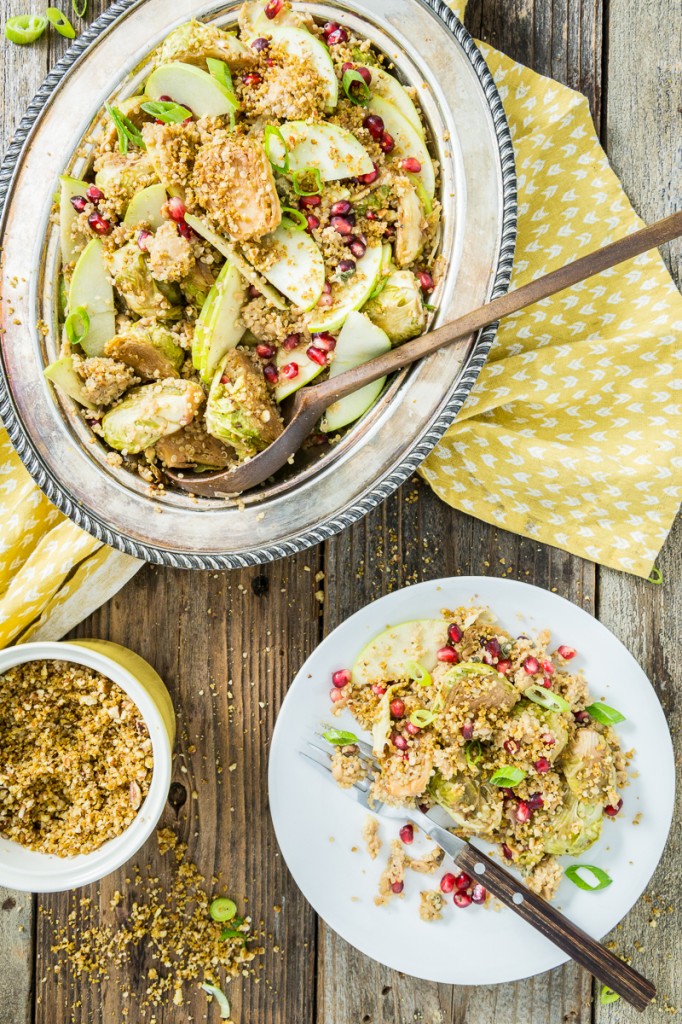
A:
420,2,682,577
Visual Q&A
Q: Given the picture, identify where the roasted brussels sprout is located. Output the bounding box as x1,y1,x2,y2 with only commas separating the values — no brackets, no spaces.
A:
205,349,283,459
561,728,618,800
363,270,427,343
101,378,204,454
429,771,503,836
543,792,603,856
155,20,253,69
105,319,185,380
94,152,158,211
108,243,183,320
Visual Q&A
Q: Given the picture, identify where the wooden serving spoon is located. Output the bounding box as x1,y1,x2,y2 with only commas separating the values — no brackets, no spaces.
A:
166,210,682,497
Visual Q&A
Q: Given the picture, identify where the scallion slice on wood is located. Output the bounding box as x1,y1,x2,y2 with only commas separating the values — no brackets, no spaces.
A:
585,701,626,726
524,684,571,713
200,983,231,1019
209,896,237,922
72,0,88,17
46,8,76,38
600,985,620,1005
564,864,613,891
4,14,47,44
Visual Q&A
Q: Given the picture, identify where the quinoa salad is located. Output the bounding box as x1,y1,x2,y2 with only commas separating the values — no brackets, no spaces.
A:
46,0,441,487
327,607,629,910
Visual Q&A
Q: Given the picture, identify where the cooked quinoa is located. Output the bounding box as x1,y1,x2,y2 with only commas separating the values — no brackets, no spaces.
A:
0,659,153,856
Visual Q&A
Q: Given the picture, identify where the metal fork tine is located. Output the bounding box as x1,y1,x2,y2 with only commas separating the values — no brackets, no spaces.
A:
302,743,333,771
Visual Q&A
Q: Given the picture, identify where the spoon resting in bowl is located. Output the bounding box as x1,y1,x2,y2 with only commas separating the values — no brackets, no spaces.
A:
165,209,682,497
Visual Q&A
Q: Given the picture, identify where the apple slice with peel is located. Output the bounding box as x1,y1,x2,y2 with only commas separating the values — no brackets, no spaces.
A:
367,95,435,197
307,242,383,334
68,239,116,357
145,62,239,118
370,67,425,138
321,312,391,433
272,121,373,181
59,175,89,264
251,220,325,311
240,0,305,36
192,262,246,384
267,27,338,111
124,184,167,230
274,342,324,402
44,356,97,410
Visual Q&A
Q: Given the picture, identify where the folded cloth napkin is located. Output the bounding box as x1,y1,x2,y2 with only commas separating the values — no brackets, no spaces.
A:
420,1,682,578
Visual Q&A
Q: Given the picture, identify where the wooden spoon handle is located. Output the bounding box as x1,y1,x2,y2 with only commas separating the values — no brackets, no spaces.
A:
310,209,682,408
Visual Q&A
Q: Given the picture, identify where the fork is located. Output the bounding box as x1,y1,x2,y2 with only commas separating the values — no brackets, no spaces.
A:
301,736,655,1011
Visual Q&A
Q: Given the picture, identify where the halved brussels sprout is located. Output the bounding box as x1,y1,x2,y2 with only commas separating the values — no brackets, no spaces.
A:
205,349,283,460
561,728,618,800
155,20,253,69
443,667,519,718
105,319,185,380
543,792,603,856
108,242,183,320
363,270,427,344
393,177,424,267
428,770,503,837
181,260,217,310
101,379,204,454
154,419,234,471
94,152,158,210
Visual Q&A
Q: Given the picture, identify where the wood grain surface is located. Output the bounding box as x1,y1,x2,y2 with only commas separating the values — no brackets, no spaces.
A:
0,1,679,1023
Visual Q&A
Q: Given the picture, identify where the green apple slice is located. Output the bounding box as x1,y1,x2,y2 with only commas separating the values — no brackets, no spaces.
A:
272,121,373,181
321,311,391,433
252,221,325,311
267,27,338,111
307,242,383,334
44,356,97,410
352,619,450,687
68,239,116,357
145,62,239,118
123,184,168,229
371,67,425,138
367,95,435,197
274,342,324,402
59,175,89,264
239,0,304,36
192,262,246,384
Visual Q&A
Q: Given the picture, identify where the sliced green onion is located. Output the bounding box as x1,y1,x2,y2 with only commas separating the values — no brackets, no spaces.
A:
465,740,483,768
342,68,371,106
409,709,436,728
600,986,620,1005
72,0,87,17
291,166,322,196
140,100,192,124
206,57,234,94
263,125,289,174
585,701,626,726
322,728,359,746
648,566,663,585
524,684,571,713
449,661,497,678
106,104,146,153
565,864,613,892
200,983,230,1019
4,14,47,44
209,897,237,922
64,306,90,348
405,661,432,687
367,275,388,301
489,765,526,788
46,8,76,38
281,207,308,231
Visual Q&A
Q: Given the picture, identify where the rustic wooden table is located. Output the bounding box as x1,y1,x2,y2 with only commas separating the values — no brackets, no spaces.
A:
1,1,680,1021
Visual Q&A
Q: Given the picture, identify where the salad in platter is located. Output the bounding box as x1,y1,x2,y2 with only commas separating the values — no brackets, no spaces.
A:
45,0,442,485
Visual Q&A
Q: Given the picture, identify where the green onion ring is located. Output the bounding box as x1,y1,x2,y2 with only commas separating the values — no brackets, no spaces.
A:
64,306,90,348
209,896,237,922
409,708,436,728
4,14,47,45
291,166,323,196
281,207,308,231
46,8,76,38
524,683,571,713
263,125,290,174
564,864,613,891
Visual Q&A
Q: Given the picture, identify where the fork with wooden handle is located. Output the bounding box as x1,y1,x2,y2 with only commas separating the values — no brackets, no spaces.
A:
167,208,682,496
302,736,656,1012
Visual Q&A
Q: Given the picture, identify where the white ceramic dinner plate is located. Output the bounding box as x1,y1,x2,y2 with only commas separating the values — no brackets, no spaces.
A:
268,577,675,985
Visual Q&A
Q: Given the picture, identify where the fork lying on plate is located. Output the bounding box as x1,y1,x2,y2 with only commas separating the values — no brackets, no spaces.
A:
302,735,655,1011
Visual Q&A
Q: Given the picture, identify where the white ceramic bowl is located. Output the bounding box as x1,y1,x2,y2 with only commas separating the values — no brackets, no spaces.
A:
0,640,175,893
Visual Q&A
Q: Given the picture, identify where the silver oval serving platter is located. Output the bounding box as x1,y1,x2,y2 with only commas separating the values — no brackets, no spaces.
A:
0,0,516,569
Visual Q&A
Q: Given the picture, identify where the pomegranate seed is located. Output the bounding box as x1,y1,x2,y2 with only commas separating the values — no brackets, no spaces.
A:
323,281,332,293
357,66,372,85
337,258,356,277
159,95,173,102
348,236,367,259
454,892,472,908
448,623,463,644
358,162,380,185
416,270,435,292
380,131,395,153
391,731,408,751
391,880,404,894
136,229,152,251
251,37,270,51
541,732,556,746
528,792,544,810
86,184,104,202
256,343,275,359
323,21,339,35
263,363,278,384
326,27,348,45
331,215,354,236
501,787,516,800
299,194,321,209
390,699,405,719
604,798,623,817
516,801,531,823
401,157,422,173
330,200,352,216
363,114,384,139
541,660,555,675
497,659,512,674
483,637,502,664
332,669,351,688
70,195,87,212
405,721,420,735
460,722,474,740
306,213,320,232
471,883,487,904
264,0,283,18
312,332,337,352
317,291,333,308
534,757,551,774
523,656,539,675
557,645,577,660
371,683,387,696
440,873,456,894
167,196,186,222
220,375,230,385
574,710,591,724
248,285,262,299
503,739,520,755
329,688,344,702
541,676,552,688
280,362,299,380
437,645,458,663
242,72,263,86
87,212,111,235
454,872,471,890
502,843,513,860
177,220,194,239
306,345,328,366
399,824,414,844
283,333,301,350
